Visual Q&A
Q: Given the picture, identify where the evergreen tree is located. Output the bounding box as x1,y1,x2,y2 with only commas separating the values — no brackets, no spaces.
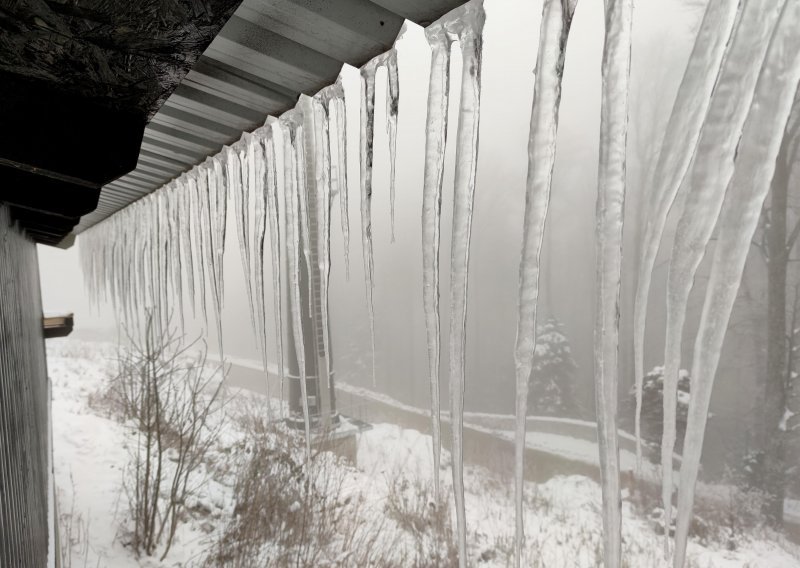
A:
528,318,580,417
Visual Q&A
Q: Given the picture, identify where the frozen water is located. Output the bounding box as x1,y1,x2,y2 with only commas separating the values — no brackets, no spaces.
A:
512,0,577,565
672,4,800,566
632,0,740,471
659,2,785,552
421,22,452,502
593,1,633,566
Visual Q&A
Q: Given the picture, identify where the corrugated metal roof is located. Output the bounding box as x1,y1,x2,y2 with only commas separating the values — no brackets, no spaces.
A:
75,0,467,233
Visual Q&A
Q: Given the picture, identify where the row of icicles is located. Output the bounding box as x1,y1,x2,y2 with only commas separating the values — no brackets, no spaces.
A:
80,0,800,566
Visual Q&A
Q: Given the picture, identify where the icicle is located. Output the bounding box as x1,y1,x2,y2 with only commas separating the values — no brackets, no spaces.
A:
204,158,227,361
512,1,577,565
212,156,227,308
386,51,400,243
313,89,336,416
199,166,217,337
296,98,314,318
189,173,209,326
179,176,197,319
233,137,258,345
673,6,800,566
421,22,453,505
659,2,786,554
252,128,271,400
633,0,740,470
282,111,313,460
264,117,286,412
167,183,185,332
360,58,379,388
335,93,351,279
359,38,405,386
594,1,633,567
429,2,486,565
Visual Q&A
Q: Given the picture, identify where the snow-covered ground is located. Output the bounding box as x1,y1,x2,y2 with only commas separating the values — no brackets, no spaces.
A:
50,339,800,567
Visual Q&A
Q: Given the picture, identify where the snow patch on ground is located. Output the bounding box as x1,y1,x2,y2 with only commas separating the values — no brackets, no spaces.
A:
50,339,800,567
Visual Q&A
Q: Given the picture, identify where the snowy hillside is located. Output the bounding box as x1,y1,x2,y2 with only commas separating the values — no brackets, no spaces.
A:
49,339,799,567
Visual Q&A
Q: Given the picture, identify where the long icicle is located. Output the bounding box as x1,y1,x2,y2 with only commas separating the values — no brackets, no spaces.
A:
673,6,800,566
282,112,313,460
360,61,379,388
234,136,258,345
211,155,228,358
313,92,335,416
335,95,351,280
190,173,209,327
632,0,740,469
179,176,197,319
204,159,226,360
658,2,785,554
264,118,286,413
512,1,577,565
421,23,453,504
594,1,633,567
252,129,271,405
444,3,485,565
297,97,315,319
386,51,400,243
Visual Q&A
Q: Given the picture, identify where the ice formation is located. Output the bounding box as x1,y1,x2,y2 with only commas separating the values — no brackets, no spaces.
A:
632,0,739,471
512,0,577,565
78,1,800,565
421,22,452,503
593,1,634,566
672,4,800,566
659,2,785,551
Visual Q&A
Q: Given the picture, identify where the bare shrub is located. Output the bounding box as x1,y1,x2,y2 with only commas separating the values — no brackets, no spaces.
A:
384,474,459,567
114,311,225,560
206,410,398,567
57,475,92,568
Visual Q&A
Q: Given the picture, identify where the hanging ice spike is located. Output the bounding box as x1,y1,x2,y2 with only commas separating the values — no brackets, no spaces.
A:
512,1,577,566
632,0,740,473
659,1,786,555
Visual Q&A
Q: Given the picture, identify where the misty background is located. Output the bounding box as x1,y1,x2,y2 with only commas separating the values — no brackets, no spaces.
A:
38,0,769,478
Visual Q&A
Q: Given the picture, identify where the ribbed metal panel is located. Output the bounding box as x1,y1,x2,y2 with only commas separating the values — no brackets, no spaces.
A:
75,0,467,233
0,204,50,566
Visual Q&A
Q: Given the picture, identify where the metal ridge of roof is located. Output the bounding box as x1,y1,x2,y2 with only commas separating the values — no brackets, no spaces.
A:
74,0,469,235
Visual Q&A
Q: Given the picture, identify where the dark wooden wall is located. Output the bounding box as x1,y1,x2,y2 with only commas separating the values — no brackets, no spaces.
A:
0,204,50,566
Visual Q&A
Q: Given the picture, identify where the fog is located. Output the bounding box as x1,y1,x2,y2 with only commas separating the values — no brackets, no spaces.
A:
38,0,779,481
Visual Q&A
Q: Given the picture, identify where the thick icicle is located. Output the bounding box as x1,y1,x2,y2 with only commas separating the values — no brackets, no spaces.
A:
360,60,379,388
437,2,486,565
386,51,400,243
234,136,258,344
179,176,197,319
335,94,351,279
210,156,228,356
421,23,453,503
313,90,336,411
512,1,577,565
189,173,209,326
594,1,633,567
282,111,313,459
659,2,786,552
673,6,800,566
167,183,185,331
203,159,226,358
251,130,270,400
632,0,741,468
264,118,286,411
295,99,314,313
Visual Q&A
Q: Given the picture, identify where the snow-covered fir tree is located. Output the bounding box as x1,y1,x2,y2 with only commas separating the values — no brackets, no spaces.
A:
631,366,692,461
528,318,580,417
